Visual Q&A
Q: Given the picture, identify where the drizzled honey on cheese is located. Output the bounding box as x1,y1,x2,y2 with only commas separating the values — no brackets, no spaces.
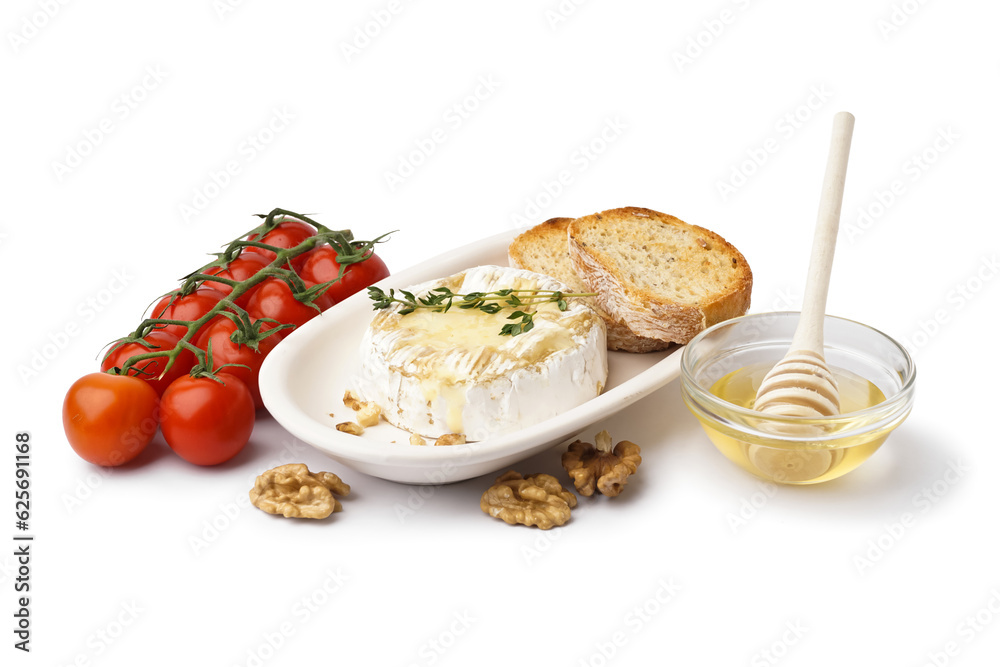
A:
353,266,608,441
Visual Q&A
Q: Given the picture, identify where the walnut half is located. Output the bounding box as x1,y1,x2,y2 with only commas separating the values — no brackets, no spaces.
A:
480,471,577,530
562,430,641,497
250,464,351,519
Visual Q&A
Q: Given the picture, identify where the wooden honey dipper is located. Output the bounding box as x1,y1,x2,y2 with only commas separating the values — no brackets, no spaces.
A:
749,111,855,481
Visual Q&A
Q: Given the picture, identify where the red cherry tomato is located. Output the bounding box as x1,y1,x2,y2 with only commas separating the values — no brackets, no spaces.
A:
194,318,279,409
246,278,332,338
201,253,271,307
63,373,159,467
298,246,390,305
150,287,227,339
100,331,196,396
160,373,255,466
244,220,316,265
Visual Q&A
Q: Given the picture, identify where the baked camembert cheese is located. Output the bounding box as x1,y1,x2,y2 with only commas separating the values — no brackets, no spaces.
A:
353,265,608,441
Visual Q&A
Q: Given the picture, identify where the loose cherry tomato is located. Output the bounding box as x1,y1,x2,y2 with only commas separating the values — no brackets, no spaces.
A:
160,372,255,466
150,286,227,339
244,220,316,265
246,277,332,338
101,331,197,396
298,246,390,306
194,318,279,409
200,252,271,307
63,373,159,467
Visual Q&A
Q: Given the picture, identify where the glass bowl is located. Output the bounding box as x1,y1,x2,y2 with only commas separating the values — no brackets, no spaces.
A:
681,312,916,484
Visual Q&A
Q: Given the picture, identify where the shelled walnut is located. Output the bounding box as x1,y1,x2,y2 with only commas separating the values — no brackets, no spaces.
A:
250,463,350,519
342,390,364,411
480,471,577,530
343,390,382,427
336,422,364,435
562,430,641,497
434,433,466,446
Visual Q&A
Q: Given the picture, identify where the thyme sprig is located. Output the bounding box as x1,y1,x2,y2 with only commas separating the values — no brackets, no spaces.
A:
367,286,596,337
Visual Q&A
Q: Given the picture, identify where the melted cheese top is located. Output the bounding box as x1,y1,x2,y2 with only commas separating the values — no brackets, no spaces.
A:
369,272,594,385
357,265,606,438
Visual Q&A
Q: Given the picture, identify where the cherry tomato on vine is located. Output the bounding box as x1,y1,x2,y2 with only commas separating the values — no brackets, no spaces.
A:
244,220,316,266
160,372,255,466
100,330,197,396
151,286,227,339
194,318,279,409
246,277,333,338
201,252,271,307
298,246,390,305
63,373,159,467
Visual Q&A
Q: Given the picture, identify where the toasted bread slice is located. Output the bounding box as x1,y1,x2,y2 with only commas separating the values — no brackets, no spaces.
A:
508,217,673,353
568,207,752,344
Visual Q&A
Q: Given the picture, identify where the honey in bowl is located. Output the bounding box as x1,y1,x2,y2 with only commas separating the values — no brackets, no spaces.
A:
679,312,916,485
706,362,886,483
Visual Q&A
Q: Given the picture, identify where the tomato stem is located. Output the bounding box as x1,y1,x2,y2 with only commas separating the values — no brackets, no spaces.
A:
111,208,391,380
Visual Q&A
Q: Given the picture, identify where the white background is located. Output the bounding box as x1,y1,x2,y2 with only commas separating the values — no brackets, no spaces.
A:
3,1,999,665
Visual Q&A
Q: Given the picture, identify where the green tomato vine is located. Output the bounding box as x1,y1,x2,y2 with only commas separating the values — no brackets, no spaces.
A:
103,207,392,381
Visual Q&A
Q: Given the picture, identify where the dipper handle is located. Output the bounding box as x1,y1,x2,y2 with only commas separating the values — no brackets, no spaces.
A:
791,111,855,353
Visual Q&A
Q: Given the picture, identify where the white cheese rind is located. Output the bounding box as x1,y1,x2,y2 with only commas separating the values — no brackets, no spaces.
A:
353,265,607,441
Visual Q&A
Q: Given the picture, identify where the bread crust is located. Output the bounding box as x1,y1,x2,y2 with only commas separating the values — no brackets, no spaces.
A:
567,207,752,344
508,217,673,353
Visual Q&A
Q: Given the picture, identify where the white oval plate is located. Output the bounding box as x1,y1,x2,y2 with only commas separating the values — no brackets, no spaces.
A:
259,228,682,484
